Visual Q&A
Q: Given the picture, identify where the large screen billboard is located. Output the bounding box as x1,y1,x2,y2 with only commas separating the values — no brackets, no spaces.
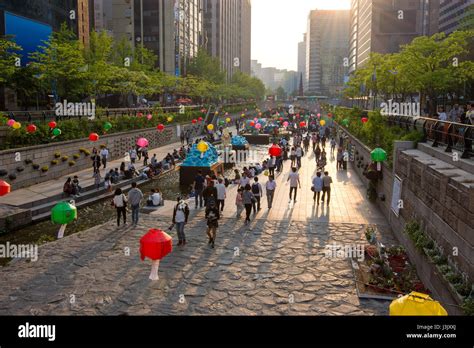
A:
4,11,52,66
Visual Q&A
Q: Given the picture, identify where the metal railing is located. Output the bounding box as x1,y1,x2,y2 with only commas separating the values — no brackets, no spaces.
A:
386,115,473,159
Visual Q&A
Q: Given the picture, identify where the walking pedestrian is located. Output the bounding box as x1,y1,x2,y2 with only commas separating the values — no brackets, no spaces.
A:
312,172,323,203
205,200,220,249
242,184,256,225
265,175,277,209
287,167,301,202
143,149,149,166
290,147,296,167
100,146,109,169
321,171,333,205
330,137,336,155
215,178,226,212
93,170,102,190
194,170,205,209
172,197,190,246
268,157,276,177
130,148,137,164
295,145,303,168
128,182,143,225
203,180,218,208
113,188,127,227
236,187,244,218
251,177,263,213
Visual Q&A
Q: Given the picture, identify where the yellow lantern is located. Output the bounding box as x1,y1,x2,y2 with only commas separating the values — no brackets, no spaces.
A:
207,124,214,131
197,141,209,156
389,292,448,316
12,122,21,129
320,120,326,126
167,116,173,123
241,113,245,117
226,117,231,123
214,111,219,115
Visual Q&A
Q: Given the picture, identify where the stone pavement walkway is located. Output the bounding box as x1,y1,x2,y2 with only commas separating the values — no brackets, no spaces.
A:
0,142,397,316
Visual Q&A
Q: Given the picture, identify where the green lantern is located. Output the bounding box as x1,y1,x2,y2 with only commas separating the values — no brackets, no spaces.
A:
342,119,350,127
371,148,387,171
52,128,62,136
51,202,77,225
103,122,112,131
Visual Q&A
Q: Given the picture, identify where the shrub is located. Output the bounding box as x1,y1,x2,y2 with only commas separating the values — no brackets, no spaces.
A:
68,161,76,166
79,148,87,153
73,154,80,160
461,297,474,316
61,156,69,162
84,150,91,156
8,173,16,180
41,166,49,172
0,169,7,176
16,166,24,172
32,164,40,170
51,160,59,165
54,152,61,158
24,159,32,165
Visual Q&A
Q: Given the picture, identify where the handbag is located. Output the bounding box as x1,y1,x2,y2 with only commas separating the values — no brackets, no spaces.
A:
311,187,315,192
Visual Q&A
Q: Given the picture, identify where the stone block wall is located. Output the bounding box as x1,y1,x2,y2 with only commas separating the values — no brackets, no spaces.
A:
0,123,198,190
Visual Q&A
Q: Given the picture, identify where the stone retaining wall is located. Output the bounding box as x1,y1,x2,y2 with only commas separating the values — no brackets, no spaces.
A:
0,123,198,190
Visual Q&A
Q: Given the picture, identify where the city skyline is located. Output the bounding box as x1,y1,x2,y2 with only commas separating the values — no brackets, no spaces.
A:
251,0,351,71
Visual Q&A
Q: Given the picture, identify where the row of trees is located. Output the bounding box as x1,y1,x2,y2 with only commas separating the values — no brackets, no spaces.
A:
344,30,474,114
0,24,265,108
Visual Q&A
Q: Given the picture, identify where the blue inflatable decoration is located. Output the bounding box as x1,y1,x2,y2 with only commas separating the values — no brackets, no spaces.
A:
181,142,219,167
231,135,249,147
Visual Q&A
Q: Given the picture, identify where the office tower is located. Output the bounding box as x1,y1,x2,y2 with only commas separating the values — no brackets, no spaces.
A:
306,10,350,97
439,0,474,34
349,0,440,73
298,33,307,93
203,0,251,79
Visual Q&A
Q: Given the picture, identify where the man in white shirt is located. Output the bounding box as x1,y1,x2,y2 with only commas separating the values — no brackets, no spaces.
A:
215,178,226,212
312,172,324,203
100,147,109,169
239,173,250,189
287,167,301,202
265,175,277,209
438,107,447,121
295,146,303,168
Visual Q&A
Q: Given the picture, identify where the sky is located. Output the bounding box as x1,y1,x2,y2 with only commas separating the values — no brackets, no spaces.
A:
251,0,351,71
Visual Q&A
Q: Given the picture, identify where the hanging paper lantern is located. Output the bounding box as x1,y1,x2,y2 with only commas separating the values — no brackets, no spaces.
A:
137,137,149,148
137,112,143,118
26,124,37,134
241,113,245,117
362,117,369,123
12,122,21,130
0,180,11,196
89,133,99,142
147,114,153,120
320,120,326,126
249,121,255,127
255,123,262,130
389,292,447,316
48,121,57,129
283,121,289,127
157,124,165,132
167,116,173,123
52,128,62,136
207,124,214,131
103,122,113,131
226,117,231,123
7,119,15,127
371,148,387,163
51,201,77,225
197,141,209,153
198,117,203,122
269,144,282,157
192,119,197,124
299,121,306,128
140,229,173,261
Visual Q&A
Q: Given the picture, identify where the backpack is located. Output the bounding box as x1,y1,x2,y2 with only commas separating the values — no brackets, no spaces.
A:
252,183,260,195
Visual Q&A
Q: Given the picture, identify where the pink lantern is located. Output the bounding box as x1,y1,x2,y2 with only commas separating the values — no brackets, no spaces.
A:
7,119,15,127
283,121,289,127
255,123,262,130
147,114,153,120
317,113,321,117
137,138,149,148
137,112,143,118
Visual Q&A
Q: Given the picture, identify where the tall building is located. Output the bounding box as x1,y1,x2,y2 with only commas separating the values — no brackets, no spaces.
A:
306,10,350,97
349,0,440,73
96,0,203,76
297,33,307,92
203,0,251,80
439,0,474,34
251,60,297,94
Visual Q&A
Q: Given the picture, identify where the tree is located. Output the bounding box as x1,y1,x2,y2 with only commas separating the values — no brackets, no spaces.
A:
0,36,22,84
187,49,226,85
276,86,286,101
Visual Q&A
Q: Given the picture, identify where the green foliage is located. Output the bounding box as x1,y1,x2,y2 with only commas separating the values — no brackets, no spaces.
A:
41,166,49,172
50,160,59,165
0,36,22,84
61,156,69,162
68,161,76,166
187,49,226,85
73,154,80,160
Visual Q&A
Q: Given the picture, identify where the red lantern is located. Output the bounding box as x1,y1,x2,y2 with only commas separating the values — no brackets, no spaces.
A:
140,229,172,261
299,121,306,128
89,133,99,142
328,113,332,118
0,180,11,196
137,112,143,117
198,117,203,122
48,121,57,129
26,124,37,134
192,119,197,124
362,117,369,124
249,121,255,127
279,117,283,121
269,144,282,157
157,124,165,132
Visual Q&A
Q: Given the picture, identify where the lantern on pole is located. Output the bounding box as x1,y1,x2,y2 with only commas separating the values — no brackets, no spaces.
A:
52,128,62,137
89,133,99,142
371,148,387,171
103,122,113,132
362,117,369,124
0,180,11,196
192,119,197,124
389,292,448,316
7,119,15,127
197,141,209,158
269,144,282,157
140,229,173,280
137,137,149,148
51,201,78,239
342,119,350,127
157,124,165,132
207,124,214,131
26,124,37,134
